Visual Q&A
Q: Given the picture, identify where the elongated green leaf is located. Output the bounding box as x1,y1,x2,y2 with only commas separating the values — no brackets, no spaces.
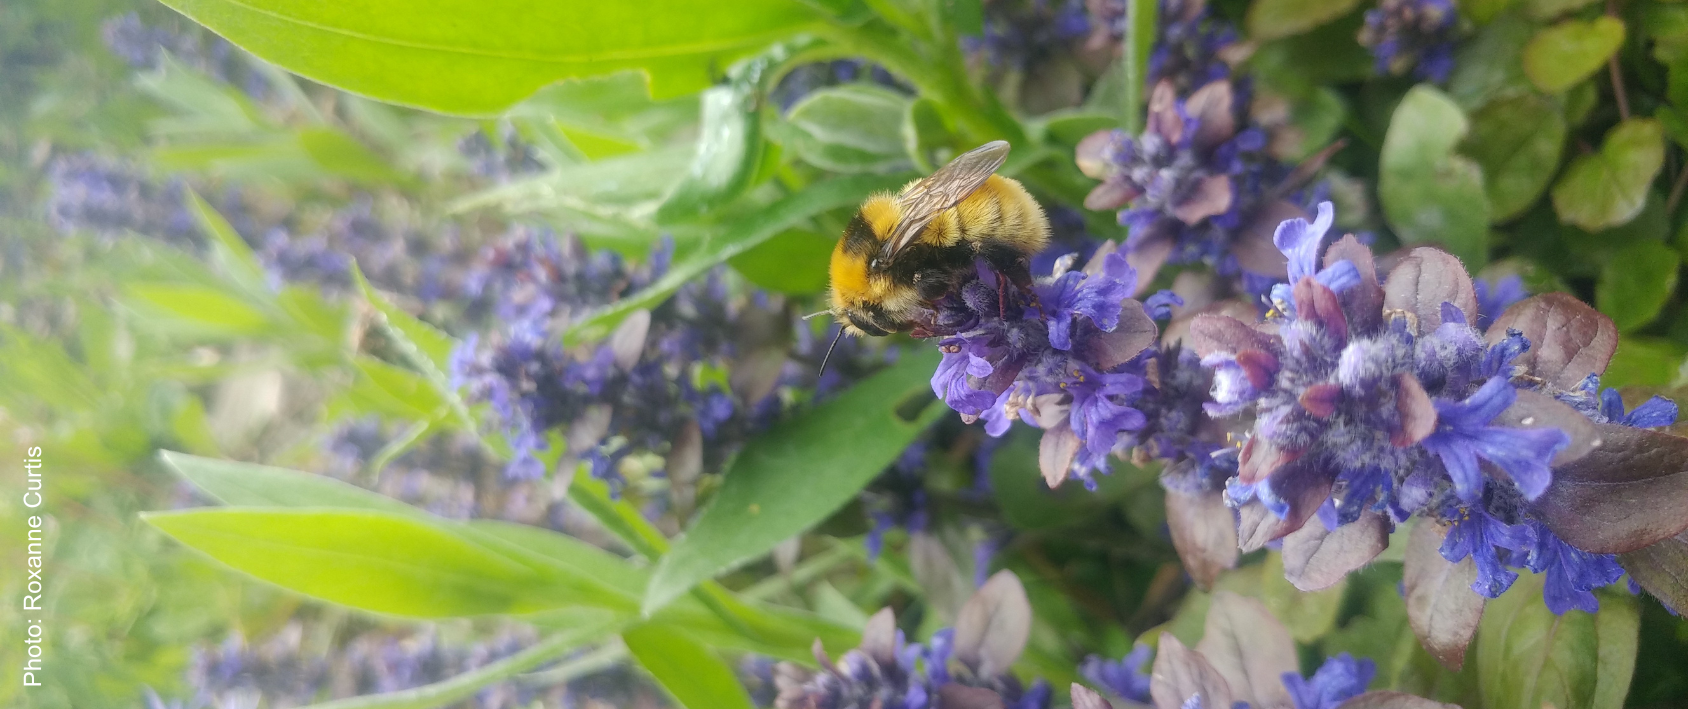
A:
298,128,415,186
143,507,552,617
1474,574,1640,709
156,0,822,114
1597,241,1680,332
568,173,907,342
160,450,421,512
126,282,274,335
1379,86,1491,267
184,188,269,294
1247,0,1364,40
294,621,621,709
624,623,757,709
643,349,944,614
1551,119,1665,230
352,356,449,419
351,264,472,431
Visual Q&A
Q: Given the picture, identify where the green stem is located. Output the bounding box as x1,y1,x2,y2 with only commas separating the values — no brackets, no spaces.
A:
517,642,628,688
1122,0,1157,133
741,540,862,601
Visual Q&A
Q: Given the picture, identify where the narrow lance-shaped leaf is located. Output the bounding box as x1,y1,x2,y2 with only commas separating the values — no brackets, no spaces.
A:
624,623,757,709
642,350,945,614
155,0,823,114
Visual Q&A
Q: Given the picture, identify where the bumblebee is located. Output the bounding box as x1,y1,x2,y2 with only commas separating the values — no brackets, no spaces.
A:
826,141,1050,343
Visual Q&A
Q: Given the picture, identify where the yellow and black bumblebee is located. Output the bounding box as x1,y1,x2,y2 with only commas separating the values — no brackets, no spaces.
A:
826,141,1051,344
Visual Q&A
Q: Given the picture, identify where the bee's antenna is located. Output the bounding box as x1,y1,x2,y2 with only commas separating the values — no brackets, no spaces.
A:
817,327,846,378
800,310,830,321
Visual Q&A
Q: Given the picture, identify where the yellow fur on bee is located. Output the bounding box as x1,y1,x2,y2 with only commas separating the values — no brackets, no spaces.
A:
925,175,1049,252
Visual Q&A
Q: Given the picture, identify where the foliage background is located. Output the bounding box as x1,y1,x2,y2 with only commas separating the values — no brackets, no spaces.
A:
2,0,1688,707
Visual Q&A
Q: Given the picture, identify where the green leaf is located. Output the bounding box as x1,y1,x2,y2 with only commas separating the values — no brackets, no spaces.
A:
643,349,944,614
1460,94,1567,222
654,84,765,222
567,173,907,343
125,282,274,335
1524,0,1598,20
624,623,757,709
1597,241,1680,332
1378,86,1492,266
1602,337,1686,388
728,230,835,294
298,128,415,186
903,97,959,172
352,356,450,419
143,507,554,617
293,623,619,709
351,264,472,430
1448,13,1537,111
1260,550,1346,642
782,84,913,172
160,450,419,512
1523,17,1626,93
184,188,269,295
1474,574,1640,709
1550,119,1665,230
1247,0,1364,41
154,0,822,115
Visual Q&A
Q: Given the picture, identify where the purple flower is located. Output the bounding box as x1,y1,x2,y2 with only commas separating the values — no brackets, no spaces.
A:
1474,274,1526,328
1524,522,1627,614
1420,377,1569,503
1282,653,1374,709
1440,503,1534,598
1080,643,1154,703
1358,0,1458,83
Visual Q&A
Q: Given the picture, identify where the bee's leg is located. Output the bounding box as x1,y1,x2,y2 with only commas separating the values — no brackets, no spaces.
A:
996,258,1044,319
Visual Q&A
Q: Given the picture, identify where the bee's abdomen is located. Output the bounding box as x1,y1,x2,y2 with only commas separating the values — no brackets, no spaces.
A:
950,175,1051,255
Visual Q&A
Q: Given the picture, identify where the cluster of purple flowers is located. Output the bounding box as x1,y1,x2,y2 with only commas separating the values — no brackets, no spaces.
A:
102,12,273,99
1143,0,1239,95
773,572,1051,709
770,60,909,112
1186,202,1677,615
1080,643,1375,709
963,0,1093,71
43,154,199,247
1357,0,1459,83
1076,77,1316,289
926,244,1168,489
458,124,548,184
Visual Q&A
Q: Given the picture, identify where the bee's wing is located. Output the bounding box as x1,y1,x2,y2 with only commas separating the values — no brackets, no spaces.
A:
878,141,1010,263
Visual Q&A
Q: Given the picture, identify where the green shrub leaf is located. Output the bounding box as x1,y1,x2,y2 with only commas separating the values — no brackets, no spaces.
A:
1475,575,1639,709
643,349,944,614
1379,86,1491,267
1597,241,1680,332
1551,119,1665,230
1247,0,1364,41
1461,94,1566,222
1523,17,1625,93
624,623,757,709
154,0,822,115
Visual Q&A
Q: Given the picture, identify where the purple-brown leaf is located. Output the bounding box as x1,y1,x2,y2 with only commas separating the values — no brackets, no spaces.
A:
1087,302,1160,370
1185,80,1236,152
1071,684,1116,709
1086,175,1141,211
1236,461,1333,552
953,570,1032,676
1392,374,1436,447
1493,388,1602,466
1149,632,1234,709
1173,174,1234,225
1232,200,1305,278
1195,592,1298,708
937,684,1007,709
608,308,652,372
1076,130,1116,179
1125,224,1176,296
1485,292,1619,390
1403,520,1485,670
1188,314,1279,359
1147,81,1183,143
1166,486,1240,591
1382,248,1477,335
1282,511,1390,592
1535,423,1688,554
858,607,897,665
1336,691,1462,709
1325,234,1384,334
1618,531,1688,614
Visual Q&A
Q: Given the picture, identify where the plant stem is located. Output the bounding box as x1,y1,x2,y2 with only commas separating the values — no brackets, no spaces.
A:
517,643,629,688
1122,0,1158,133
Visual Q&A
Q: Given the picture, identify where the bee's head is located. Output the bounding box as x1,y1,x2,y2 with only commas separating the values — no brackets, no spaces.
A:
828,203,903,338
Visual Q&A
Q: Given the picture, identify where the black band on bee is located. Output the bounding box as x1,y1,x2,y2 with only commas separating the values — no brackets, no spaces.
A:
847,311,891,337
841,213,878,259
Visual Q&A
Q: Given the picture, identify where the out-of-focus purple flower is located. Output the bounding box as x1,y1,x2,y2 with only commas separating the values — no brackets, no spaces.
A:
101,12,272,96
1358,0,1458,83
44,154,198,246
1474,274,1526,328
863,441,932,561
458,124,546,183
1142,0,1239,95
1557,374,1679,429
1282,653,1374,709
1080,643,1153,703
963,0,1092,71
